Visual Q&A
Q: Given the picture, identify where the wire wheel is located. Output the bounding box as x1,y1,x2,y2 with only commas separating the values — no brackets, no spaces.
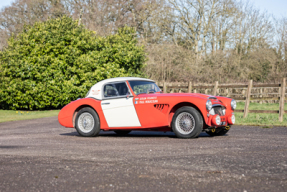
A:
77,112,95,133
175,112,195,135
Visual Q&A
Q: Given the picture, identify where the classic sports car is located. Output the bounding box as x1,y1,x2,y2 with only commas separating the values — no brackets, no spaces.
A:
58,77,236,138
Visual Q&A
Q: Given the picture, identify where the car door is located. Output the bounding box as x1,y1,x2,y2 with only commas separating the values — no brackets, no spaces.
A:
101,82,141,127
128,80,169,128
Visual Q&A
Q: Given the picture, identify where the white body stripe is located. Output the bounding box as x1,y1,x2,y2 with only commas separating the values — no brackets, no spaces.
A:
101,98,141,127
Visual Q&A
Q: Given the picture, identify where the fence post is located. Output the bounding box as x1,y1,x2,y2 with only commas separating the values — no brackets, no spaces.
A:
170,83,174,93
259,88,263,104
279,78,286,122
178,84,182,93
163,82,167,93
213,81,218,96
244,80,253,118
188,82,192,93
225,88,229,97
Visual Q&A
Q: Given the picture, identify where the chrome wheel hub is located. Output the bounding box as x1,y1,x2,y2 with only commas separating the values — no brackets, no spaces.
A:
78,112,95,133
175,112,195,135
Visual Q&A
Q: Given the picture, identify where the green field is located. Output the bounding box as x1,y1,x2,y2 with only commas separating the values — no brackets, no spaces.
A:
235,102,287,127
0,110,60,123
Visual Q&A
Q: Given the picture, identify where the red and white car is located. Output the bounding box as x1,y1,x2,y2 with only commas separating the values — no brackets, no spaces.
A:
58,77,236,138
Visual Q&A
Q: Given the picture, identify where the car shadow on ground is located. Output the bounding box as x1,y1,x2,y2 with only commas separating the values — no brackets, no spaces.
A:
0,145,26,149
60,131,217,138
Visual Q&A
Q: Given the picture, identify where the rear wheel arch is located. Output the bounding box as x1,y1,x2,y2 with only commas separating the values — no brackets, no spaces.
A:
75,107,101,137
73,105,99,128
169,102,206,127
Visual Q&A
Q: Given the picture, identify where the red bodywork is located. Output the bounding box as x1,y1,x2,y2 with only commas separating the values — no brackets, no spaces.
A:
58,81,234,131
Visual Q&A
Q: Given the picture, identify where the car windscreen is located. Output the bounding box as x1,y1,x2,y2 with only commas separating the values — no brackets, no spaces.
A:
128,81,161,95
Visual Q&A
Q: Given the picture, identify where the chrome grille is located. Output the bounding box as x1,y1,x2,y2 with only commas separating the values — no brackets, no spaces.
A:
213,106,224,116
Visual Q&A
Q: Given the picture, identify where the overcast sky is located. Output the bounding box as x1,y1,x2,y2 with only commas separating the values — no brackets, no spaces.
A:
0,0,286,18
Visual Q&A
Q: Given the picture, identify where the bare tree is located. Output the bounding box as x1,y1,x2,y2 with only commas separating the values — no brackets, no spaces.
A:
0,0,68,49
0,0,286,83
274,17,287,78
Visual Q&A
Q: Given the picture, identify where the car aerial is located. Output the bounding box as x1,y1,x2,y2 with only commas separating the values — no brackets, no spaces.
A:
58,77,236,138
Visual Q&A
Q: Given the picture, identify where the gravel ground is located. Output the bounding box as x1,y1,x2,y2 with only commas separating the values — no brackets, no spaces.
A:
0,116,286,192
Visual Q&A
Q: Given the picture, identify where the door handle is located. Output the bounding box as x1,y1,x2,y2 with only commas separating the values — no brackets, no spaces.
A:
101,102,110,105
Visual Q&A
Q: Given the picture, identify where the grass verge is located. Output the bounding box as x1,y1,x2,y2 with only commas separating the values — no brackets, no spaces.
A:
235,113,287,127
0,110,60,123
235,102,287,127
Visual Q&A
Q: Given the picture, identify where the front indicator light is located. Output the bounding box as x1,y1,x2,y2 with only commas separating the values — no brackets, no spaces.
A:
216,115,221,125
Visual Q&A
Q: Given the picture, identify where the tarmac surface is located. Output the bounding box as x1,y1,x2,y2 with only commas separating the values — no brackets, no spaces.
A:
0,116,286,192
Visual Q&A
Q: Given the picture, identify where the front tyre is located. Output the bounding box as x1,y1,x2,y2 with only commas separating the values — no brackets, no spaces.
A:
75,107,100,137
172,107,203,139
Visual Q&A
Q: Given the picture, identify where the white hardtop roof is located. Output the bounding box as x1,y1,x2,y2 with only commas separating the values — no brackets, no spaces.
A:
86,77,155,100
96,77,154,85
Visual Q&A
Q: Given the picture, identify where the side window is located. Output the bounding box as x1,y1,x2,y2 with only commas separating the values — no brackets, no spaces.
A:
103,82,129,98
104,84,118,97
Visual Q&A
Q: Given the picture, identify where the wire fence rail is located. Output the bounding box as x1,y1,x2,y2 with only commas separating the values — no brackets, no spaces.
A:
157,78,286,122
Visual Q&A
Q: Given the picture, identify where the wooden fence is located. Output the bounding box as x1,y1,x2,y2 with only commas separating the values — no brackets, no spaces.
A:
157,78,286,122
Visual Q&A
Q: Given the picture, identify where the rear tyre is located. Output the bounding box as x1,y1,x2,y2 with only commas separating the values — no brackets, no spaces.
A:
114,130,131,135
75,107,100,137
172,107,203,139
206,126,231,136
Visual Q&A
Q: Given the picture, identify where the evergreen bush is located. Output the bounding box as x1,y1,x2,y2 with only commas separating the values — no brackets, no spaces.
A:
0,16,145,110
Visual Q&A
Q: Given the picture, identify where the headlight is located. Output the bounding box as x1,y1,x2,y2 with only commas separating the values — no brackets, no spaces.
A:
215,115,221,125
206,100,212,111
228,114,236,125
231,114,235,124
231,99,236,110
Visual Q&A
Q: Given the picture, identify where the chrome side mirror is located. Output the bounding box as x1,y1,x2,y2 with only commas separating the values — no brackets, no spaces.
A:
126,92,130,99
